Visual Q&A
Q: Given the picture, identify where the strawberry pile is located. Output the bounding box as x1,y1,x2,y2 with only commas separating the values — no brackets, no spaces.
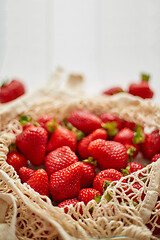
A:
6,111,160,222
103,73,154,99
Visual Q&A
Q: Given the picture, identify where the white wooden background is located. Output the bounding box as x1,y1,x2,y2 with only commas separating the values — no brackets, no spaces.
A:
0,0,160,99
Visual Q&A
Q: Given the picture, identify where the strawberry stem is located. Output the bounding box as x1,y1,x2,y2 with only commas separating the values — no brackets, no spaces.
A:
46,119,58,133
82,157,97,167
9,143,17,152
133,201,138,206
19,115,39,127
127,146,136,157
102,121,118,137
133,125,144,144
65,122,85,141
103,181,115,193
94,194,101,204
19,115,32,125
105,192,113,202
141,73,150,82
1,80,9,88
121,165,130,176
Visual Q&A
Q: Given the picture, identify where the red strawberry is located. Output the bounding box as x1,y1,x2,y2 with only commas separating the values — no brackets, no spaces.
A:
125,144,140,158
19,167,35,183
47,126,77,153
0,79,25,103
102,87,124,96
27,169,50,197
67,110,102,135
121,162,144,176
128,74,154,99
123,121,136,130
50,162,83,202
80,162,96,188
58,199,80,214
100,112,123,131
151,153,160,163
16,125,48,166
45,146,78,177
37,115,55,132
114,127,144,158
77,128,107,159
88,139,128,170
6,150,28,173
140,130,160,159
114,128,134,145
93,169,125,194
78,188,101,205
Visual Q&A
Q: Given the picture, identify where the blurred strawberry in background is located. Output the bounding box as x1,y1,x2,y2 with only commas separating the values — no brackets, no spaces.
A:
128,73,154,99
102,73,154,99
0,79,26,103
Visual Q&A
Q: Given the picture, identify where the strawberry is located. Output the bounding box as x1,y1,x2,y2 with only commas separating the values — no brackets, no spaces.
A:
67,110,102,135
27,169,50,197
37,115,55,132
0,79,25,103
45,146,78,177
6,150,28,173
140,130,160,159
46,126,77,153
78,188,101,205
125,144,140,158
100,112,123,132
151,153,160,163
114,126,144,158
114,128,134,145
121,162,144,176
77,128,107,159
58,199,80,214
80,162,96,188
93,169,125,194
16,125,48,166
50,162,83,202
128,74,154,99
19,167,35,183
123,121,136,130
102,87,124,96
88,139,128,170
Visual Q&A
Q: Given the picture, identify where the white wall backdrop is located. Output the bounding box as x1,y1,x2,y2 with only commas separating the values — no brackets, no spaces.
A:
0,0,160,99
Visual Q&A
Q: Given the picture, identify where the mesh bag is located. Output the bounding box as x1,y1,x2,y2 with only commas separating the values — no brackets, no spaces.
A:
0,69,160,240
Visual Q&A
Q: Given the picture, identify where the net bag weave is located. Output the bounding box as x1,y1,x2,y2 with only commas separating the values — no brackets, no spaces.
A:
0,70,160,240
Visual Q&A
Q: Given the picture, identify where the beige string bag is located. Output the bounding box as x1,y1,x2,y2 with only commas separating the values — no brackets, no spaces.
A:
0,69,160,240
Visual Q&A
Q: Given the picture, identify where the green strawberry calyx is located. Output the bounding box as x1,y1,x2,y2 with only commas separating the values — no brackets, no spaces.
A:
102,121,118,137
82,157,97,167
105,191,113,202
9,143,17,152
121,165,130,176
19,115,39,127
103,180,115,193
46,119,58,133
141,73,150,82
133,125,144,144
94,193,101,204
66,123,85,141
62,118,85,141
127,146,136,157
0,80,9,88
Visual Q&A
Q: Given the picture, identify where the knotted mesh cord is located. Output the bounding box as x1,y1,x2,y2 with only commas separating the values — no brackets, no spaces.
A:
1,95,160,239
